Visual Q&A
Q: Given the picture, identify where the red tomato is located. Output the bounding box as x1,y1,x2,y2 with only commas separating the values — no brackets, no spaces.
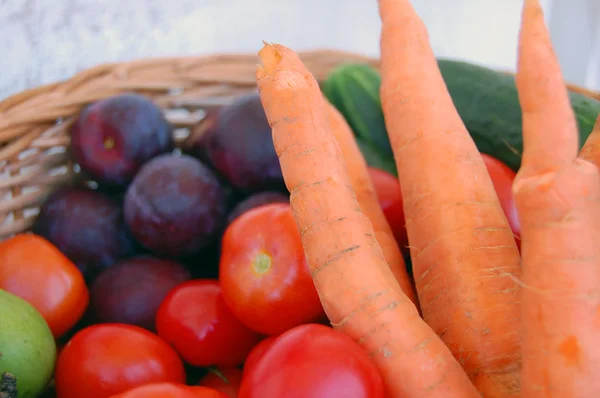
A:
481,154,521,248
55,324,186,398
198,368,243,397
110,383,229,398
219,203,325,335
0,234,89,338
367,167,408,255
156,279,262,367
239,324,384,398
242,335,277,376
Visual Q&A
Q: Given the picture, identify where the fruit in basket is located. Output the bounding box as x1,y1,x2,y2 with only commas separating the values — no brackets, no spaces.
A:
70,93,174,188
110,383,230,398
182,93,285,192
55,323,186,398
197,367,242,398
226,191,289,224
0,234,89,338
32,187,137,281
155,279,262,368
0,290,57,398
124,154,227,257
219,203,325,335
323,61,600,173
89,256,191,330
238,323,385,398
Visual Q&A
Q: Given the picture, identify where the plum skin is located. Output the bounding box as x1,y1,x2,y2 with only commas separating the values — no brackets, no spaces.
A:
124,154,227,258
70,93,174,188
227,191,289,225
90,256,191,331
183,93,285,192
32,187,138,281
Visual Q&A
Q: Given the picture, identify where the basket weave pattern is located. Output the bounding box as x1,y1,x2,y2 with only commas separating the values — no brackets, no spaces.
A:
0,49,598,241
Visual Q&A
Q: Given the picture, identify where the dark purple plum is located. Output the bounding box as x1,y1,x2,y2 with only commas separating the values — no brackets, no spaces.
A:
227,191,289,225
123,154,227,257
182,93,285,192
70,93,174,188
32,187,137,280
90,256,191,330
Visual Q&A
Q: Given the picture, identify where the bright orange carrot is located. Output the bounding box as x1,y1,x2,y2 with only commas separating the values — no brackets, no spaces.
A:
578,116,600,166
326,100,418,305
514,0,600,395
256,43,479,397
377,0,522,395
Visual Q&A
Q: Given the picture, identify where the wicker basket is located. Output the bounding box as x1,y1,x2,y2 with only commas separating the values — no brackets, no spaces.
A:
1,49,598,242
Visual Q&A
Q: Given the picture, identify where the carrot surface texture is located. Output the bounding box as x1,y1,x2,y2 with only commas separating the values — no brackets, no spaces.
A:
256,0,600,396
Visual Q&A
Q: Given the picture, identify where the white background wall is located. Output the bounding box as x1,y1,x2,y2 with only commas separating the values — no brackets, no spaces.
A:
1,0,598,100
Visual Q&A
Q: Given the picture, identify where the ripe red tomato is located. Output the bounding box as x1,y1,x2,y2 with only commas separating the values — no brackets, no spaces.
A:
219,203,325,335
239,324,384,398
110,383,229,398
156,279,262,367
242,335,278,376
55,324,186,398
0,233,89,338
367,167,408,255
481,153,521,248
198,368,243,397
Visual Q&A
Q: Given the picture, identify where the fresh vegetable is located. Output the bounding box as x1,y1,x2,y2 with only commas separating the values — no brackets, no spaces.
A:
155,279,262,368
514,1,600,395
256,42,477,397
238,324,385,398
226,191,289,225
198,367,243,398
71,93,174,188
323,57,600,176
182,93,285,192
326,101,417,303
124,154,227,257
322,64,396,175
219,203,326,335
481,153,521,247
366,166,408,255
32,187,138,281
109,383,229,398
55,324,186,398
0,234,88,338
90,256,191,330
0,290,57,398
242,336,278,376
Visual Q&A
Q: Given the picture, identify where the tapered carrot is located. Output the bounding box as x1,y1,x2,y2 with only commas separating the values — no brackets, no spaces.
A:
377,0,522,395
256,43,479,397
578,116,600,166
326,101,418,305
514,0,600,396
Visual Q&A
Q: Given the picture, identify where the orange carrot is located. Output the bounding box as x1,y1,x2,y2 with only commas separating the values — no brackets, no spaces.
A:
578,116,600,166
514,0,600,395
326,100,418,305
256,42,479,397
377,0,522,395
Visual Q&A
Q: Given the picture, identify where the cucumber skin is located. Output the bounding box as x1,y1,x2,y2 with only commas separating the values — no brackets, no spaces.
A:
323,61,600,173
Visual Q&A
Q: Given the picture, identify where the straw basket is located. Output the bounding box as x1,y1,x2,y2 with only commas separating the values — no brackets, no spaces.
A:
1,49,599,242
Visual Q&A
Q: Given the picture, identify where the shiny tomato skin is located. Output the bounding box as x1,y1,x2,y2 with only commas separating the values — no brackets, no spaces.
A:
242,335,278,376
198,367,243,397
481,154,521,248
0,233,89,338
55,323,186,398
367,167,408,254
110,383,229,398
239,324,385,398
219,203,325,335
156,279,262,367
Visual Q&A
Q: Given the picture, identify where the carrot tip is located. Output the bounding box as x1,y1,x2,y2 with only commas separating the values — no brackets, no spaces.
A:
258,42,282,75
